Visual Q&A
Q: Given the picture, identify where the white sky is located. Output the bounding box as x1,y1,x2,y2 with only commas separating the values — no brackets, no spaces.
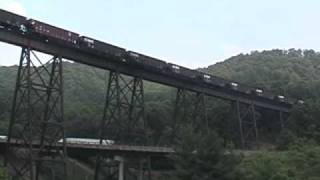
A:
1,0,320,68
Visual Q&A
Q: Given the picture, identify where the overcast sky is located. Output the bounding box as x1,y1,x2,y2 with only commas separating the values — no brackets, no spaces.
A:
0,0,320,68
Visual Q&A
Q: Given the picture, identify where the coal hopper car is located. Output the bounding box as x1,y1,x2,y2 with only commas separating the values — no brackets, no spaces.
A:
200,73,227,88
127,51,168,71
0,9,27,31
28,19,79,45
79,36,126,58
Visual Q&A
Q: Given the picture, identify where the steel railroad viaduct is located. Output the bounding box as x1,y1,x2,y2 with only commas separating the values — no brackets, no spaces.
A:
0,28,292,112
0,9,295,180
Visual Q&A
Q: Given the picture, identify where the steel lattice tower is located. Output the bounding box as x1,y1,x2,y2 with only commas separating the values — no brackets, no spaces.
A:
235,100,260,149
95,71,147,180
171,89,208,143
6,47,67,180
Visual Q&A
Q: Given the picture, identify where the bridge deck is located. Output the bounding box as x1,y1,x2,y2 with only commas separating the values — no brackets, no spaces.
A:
0,139,174,156
66,143,174,154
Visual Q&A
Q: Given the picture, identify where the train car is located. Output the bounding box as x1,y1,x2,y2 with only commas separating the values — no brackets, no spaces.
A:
225,81,253,95
239,84,253,94
200,73,226,88
201,73,212,83
259,89,275,100
251,88,263,96
180,66,198,79
285,97,295,105
167,63,199,79
226,81,239,90
274,95,286,102
168,63,180,73
0,135,7,141
0,9,27,31
79,36,126,57
212,76,228,87
297,99,304,105
28,19,79,44
127,51,168,70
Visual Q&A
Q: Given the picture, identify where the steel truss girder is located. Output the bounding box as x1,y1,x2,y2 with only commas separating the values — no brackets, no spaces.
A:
171,89,208,141
6,47,67,180
95,71,146,180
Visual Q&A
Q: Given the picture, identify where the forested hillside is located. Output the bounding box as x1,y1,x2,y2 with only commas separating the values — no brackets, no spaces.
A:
203,49,320,100
1,49,320,179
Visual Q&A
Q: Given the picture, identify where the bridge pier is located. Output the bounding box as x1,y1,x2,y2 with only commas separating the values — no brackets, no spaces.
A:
235,100,259,149
234,100,290,149
6,47,67,180
279,111,289,130
138,158,144,180
114,156,125,180
95,71,147,180
98,71,146,144
92,154,152,180
171,88,208,142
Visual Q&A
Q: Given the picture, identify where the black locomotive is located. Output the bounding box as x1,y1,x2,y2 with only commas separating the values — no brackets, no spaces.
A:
0,9,297,105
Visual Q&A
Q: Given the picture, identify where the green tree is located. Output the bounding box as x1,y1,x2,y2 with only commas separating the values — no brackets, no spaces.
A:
0,167,8,180
172,126,239,180
232,139,320,180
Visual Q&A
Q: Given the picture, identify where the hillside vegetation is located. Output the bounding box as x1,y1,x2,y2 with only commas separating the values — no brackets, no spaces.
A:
1,49,320,179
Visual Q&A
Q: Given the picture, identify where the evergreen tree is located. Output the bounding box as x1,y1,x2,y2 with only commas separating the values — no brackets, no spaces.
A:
172,126,239,180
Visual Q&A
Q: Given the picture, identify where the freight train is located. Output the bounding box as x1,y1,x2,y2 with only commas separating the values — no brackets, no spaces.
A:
0,9,299,105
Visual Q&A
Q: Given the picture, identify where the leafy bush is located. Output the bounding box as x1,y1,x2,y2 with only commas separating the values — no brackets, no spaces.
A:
232,139,320,180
